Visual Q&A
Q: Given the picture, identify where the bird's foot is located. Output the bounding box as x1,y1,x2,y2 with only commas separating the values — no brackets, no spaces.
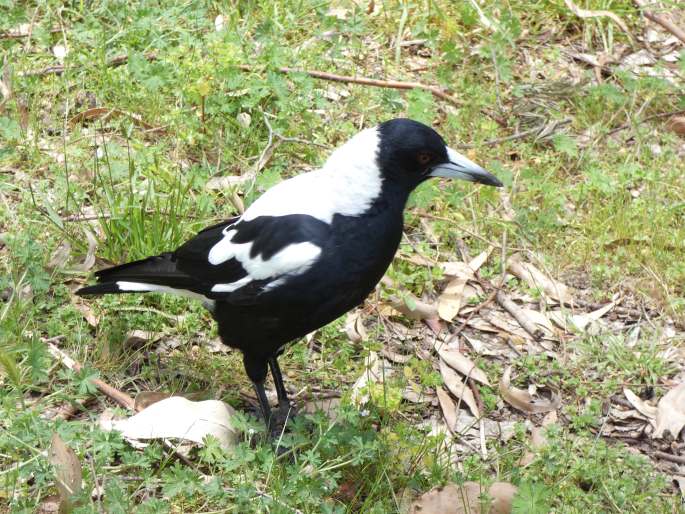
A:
268,402,297,439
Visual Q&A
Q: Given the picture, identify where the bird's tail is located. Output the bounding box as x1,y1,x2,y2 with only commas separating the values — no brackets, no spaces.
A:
76,253,195,297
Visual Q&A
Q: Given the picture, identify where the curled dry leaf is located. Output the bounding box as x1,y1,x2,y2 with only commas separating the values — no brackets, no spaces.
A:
564,0,630,35
49,433,82,510
437,250,490,322
134,391,172,410
386,294,438,321
499,366,560,414
409,481,518,514
102,397,239,450
344,310,367,343
507,255,572,304
72,229,97,272
550,301,616,332
436,386,458,432
48,241,71,270
666,116,685,137
439,359,480,417
71,297,99,327
654,382,685,440
623,388,657,422
435,344,490,386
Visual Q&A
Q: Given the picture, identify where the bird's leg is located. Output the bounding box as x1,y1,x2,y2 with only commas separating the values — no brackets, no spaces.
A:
269,356,296,430
252,379,273,431
268,356,290,410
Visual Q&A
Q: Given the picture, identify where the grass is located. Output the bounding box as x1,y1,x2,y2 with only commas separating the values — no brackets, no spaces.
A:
1,0,685,512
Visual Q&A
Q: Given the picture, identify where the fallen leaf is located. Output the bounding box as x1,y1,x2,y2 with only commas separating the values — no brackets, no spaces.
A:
499,367,560,414
435,344,491,386
489,482,518,514
134,391,171,410
507,255,572,304
439,359,479,417
36,495,61,514
654,383,685,439
123,329,162,347
564,0,630,35
71,297,99,327
409,481,518,514
519,426,549,467
344,310,367,343
48,433,82,511
72,230,97,272
667,116,685,137
623,388,657,421
103,397,239,450
438,275,468,322
436,386,458,432
48,241,71,270
551,301,616,331
303,397,341,422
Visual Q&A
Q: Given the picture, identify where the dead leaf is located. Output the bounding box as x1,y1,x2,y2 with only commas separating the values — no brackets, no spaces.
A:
409,481,518,514
436,386,458,432
48,433,82,511
344,310,367,343
72,230,97,272
36,495,61,513
435,344,491,386
623,388,657,421
71,297,99,327
439,359,479,417
564,0,630,35
499,366,560,414
438,275,468,321
667,116,685,137
519,425,550,467
48,241,71,270
102,397,239,450
303,397,341,421
386,294,439,321
134,391,171,410
69,107,161,133
654,383,685,439
489,482,518,514
551,301,616,331
507,255,572,304
438,250,490,322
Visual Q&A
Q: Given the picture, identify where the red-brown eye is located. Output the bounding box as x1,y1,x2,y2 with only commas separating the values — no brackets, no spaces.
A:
418,152,432,165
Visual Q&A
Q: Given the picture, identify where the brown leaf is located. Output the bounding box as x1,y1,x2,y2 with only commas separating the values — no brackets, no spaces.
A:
436,386,458,432
436,345,491,386
666,116,685,137
439,359,480,417
409,481,518,514
507,255,572,304
564,0,630,35
499,366,560,414
438,276,468,321
36,495,61,514
71,297,99,327
409,482,482,514
72,230,97,272
654,382,685,439
48,242,71,270
69,107,160,132
623,388,657,421
344,310,368,343
48,433,82,511
134,391,172,410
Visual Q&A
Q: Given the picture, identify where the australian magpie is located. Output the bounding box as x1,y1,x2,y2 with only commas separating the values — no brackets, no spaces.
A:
77,118,502,435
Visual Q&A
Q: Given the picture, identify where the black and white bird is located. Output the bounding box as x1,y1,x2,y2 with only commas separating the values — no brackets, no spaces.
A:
77,118,502,434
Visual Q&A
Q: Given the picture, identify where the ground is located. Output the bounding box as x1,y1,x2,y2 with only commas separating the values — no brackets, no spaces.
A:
1,0,685,512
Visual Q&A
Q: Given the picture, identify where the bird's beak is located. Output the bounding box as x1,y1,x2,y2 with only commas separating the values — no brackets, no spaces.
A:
428,147,503,187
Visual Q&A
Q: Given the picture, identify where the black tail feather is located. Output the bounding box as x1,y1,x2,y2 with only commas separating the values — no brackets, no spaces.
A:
76,252,196,296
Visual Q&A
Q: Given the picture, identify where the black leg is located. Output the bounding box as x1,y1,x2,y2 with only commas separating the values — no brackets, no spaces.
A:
268,356,290,409
252,380,273,430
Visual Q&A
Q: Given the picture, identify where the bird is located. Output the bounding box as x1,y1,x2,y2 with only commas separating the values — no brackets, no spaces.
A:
77,118,503,436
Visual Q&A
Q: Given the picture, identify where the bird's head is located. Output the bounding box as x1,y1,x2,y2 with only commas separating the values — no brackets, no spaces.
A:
376,118,503,191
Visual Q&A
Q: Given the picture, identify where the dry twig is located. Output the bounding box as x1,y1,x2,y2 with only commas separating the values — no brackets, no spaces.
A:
495,291,543,340
237,64,462,107
636,3,685,44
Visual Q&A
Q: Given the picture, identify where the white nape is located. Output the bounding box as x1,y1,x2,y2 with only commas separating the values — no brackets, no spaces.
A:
240,127,383,224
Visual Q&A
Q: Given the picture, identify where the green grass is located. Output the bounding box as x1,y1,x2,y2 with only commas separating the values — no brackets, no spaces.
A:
1,0,685,512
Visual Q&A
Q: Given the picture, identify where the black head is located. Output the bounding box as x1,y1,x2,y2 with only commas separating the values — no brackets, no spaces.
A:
376,118,503,190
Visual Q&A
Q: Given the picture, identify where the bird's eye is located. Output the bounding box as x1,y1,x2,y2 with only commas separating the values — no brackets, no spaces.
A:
417,152,433,165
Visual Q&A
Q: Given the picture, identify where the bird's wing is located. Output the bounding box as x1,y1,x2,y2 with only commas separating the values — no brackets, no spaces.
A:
173,213,330,302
